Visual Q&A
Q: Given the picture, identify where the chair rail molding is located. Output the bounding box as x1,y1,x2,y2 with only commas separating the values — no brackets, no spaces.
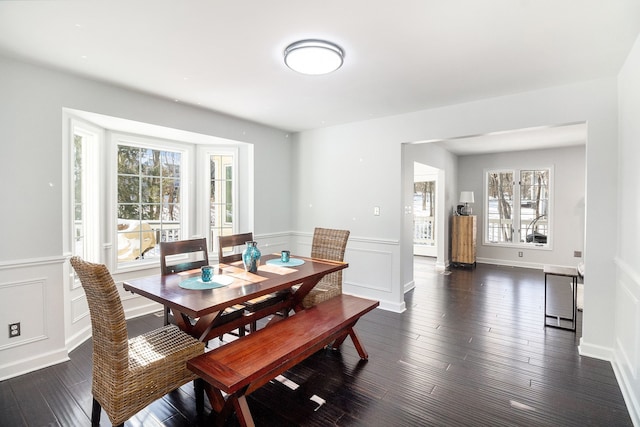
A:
0,255,67,270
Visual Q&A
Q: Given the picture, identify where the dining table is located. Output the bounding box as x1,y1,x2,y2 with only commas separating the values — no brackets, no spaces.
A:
123,253,348,342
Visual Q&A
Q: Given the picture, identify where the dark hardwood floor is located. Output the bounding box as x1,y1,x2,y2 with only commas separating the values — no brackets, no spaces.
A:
1,258,632,426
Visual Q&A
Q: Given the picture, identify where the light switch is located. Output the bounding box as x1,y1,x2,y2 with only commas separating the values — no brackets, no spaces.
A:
373,206,380,216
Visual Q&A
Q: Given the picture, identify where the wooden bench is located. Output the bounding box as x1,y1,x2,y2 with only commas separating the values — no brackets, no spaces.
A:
187,294,379,426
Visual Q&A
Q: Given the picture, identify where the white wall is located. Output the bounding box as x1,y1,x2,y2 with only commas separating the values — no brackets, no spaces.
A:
458,145,586,268
613,33,640,425
0,56,291,379
293,77,618,365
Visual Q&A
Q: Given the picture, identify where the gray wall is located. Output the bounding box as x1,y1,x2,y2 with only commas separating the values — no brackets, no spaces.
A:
458,145,585,268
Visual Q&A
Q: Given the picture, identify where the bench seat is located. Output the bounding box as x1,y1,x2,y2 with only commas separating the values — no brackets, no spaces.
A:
187,294,378,426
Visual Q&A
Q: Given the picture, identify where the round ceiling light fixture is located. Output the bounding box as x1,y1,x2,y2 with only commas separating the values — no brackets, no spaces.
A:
284,39,344,75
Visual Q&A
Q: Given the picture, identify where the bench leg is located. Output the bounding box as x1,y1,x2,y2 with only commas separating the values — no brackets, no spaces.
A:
233,395,255,427
329,326,369,360
348,328,369,360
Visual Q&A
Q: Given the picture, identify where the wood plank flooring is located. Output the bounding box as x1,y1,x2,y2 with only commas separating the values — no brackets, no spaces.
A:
0,258,632,426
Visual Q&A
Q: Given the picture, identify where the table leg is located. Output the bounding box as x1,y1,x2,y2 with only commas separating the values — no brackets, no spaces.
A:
290,276,323,312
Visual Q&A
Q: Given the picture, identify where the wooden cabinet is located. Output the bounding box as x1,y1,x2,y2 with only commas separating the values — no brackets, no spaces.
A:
452,215,476,267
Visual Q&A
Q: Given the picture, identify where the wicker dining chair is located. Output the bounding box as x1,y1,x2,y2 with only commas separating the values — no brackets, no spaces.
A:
69,256,205,427
301,227,350,308
218,232,287,332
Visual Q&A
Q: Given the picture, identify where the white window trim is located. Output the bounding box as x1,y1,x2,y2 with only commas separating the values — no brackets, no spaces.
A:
482,166,554,250
65,118,105,288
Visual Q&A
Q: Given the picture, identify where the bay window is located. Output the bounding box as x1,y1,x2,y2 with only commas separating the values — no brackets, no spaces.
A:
67,113,240,272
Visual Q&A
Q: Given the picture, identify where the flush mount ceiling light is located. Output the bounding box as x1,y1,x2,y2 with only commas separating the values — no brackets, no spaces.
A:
284,39,344,75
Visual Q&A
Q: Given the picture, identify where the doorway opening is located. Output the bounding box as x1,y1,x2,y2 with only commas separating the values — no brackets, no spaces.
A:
413,162,440,261
413,163,437,257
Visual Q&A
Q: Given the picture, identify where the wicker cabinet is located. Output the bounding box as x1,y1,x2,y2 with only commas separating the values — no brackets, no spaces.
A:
452,215,476,267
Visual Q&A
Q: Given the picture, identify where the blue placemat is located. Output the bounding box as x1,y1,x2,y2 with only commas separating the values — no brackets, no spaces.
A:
179,275,234,290
266,258,305,267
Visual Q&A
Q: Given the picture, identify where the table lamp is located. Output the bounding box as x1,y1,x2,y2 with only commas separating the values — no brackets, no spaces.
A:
459,191,474,215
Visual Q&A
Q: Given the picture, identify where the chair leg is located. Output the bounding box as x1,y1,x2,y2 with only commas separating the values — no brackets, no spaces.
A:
91,398,101,426
195,378,205,415
163,306,170,325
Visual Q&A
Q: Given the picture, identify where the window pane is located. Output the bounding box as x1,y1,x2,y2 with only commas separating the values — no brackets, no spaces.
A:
163,177,180,205
162,151,181,177
118,146,139,174
209,154,234,252
118,204,140,219
487,171,514,243
73,134,84,257
520,169,549,244
118,176,139,203
141,204,161,221
141,177,161,203
140,148,160,176
118,143,181,263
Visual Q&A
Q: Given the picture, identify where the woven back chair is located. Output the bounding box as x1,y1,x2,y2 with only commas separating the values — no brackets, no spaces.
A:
218,232,288,332
160,238,209,325
302,227,350,308
69,256,204,427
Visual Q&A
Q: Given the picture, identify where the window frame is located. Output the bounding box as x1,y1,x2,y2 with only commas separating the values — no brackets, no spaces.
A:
197,145,239,255
483,166,553,250
110,132,193,272
71,121,102,262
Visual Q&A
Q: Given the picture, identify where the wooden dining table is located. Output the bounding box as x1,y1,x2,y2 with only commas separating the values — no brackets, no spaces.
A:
123,253,348,342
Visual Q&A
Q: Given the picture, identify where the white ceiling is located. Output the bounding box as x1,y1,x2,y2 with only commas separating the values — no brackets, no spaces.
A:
431,122,588,156
0,1,638,152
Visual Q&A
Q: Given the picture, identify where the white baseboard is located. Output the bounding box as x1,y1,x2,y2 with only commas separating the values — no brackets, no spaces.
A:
578,337,614,360
0,347,69,381
378,299,406,313
611,356,640,427
404,279,415,293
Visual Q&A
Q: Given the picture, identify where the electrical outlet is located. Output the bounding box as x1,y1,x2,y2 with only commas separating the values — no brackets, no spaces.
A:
518,251,523,257
574,251,582,258
373,206,380,216
8,322,20,338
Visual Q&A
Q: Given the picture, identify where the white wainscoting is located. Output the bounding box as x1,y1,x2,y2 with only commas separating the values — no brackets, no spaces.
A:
290,231,403,312
0,278,47,350
611,258,640,427
0,256,69,380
